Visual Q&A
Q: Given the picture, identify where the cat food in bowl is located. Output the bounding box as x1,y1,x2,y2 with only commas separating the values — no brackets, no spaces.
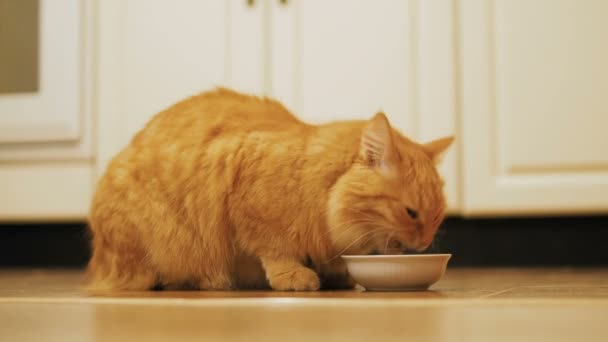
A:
341,254,451,291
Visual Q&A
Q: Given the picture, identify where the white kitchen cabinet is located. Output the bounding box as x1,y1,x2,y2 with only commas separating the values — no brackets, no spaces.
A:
5,0,606,221
460,0,608,215
268,0,460,211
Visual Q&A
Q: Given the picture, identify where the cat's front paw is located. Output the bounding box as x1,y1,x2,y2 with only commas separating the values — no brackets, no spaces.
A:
269,267,320,291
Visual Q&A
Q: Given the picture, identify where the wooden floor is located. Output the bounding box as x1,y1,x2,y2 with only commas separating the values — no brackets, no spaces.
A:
1,268,607,341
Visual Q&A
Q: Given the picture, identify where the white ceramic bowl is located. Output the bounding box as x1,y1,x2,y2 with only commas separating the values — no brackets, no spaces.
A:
341,254,451,291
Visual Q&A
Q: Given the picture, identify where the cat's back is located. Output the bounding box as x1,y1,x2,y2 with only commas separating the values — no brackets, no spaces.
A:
134,88,302,146
99,88,306,192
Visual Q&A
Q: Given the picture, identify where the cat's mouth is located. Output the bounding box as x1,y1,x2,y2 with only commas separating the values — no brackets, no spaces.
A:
367,237,430,255
343,232,417,256
368,239,407,255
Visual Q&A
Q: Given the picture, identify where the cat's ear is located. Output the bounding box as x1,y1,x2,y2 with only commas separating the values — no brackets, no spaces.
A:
423,136,454,163
360,112,397,172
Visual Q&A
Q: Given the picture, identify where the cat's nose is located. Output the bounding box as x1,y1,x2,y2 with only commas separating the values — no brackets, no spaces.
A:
388,239,401,249
415,244,431,252
416,234,433,252
385,239,403,254
415,240,432,252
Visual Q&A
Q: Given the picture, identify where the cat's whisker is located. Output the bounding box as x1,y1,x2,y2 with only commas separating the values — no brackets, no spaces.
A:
323,229,381,264
323,207,390,238
361,231,394,254
324,218,377,235
383,231,395,254
325,218,400,242
341,209,402,234
327,213,400,248
358,231,384,257
326,223,366,243
338,224,397,252
329,220,398,244
373,223,399,232
322,227,393,264
328,227,369,245
343,207,376,220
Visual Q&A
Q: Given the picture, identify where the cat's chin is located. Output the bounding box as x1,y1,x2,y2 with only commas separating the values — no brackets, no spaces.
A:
367,239,409,255
383,247,406,255
339,240,408,256
367,248,405,256
349,244,405,256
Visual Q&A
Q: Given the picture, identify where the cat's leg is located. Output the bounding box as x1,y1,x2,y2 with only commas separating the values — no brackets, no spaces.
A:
234,253,270,290
156,240,235,291
260,256,320,291
192,219,235,291
155,260,234,291
319,258,356,290
197,272,234,290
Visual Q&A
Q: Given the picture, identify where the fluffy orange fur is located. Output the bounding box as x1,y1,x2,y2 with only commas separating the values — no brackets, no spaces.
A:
87,88,453,291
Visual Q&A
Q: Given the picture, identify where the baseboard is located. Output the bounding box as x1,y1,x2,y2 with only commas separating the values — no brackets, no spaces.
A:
0,223,90,267
1,216,607,267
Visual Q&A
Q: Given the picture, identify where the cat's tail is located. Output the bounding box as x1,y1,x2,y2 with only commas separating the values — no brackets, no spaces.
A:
84,242,157,292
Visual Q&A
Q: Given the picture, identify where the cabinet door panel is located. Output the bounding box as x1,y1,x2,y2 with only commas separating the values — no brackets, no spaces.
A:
272,0,415,129
120,0,229,141
461,0,608,215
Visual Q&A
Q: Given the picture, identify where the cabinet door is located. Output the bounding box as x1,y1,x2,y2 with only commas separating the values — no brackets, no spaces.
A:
269,0,460,211
96,0,265,176
0,0,93,161
460,0,608,215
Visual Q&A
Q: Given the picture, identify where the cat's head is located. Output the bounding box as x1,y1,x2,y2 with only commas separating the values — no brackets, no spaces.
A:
327,112,453,256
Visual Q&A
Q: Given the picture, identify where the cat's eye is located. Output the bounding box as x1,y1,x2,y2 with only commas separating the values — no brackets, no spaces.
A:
406,207,418,220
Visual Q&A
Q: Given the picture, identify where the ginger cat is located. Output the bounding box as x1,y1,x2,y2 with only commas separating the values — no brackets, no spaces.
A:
87,88,453,291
